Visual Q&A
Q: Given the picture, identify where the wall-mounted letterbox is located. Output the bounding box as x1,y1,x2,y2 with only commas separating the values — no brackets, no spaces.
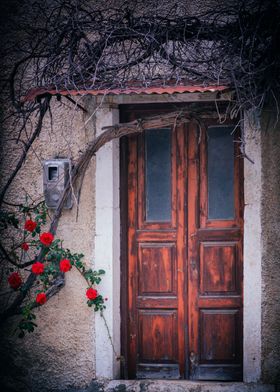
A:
43,159,72,209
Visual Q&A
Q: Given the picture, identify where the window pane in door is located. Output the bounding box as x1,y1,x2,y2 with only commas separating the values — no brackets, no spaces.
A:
145,128,171,222
208,126,235,220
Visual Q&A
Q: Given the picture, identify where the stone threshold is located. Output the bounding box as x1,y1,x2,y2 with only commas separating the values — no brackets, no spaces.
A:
64,380,276,392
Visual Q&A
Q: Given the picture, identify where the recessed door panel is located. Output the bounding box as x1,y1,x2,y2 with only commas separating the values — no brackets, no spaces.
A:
138,310,178,362
200,309,240,363
138,243,176,295
200,242,238,295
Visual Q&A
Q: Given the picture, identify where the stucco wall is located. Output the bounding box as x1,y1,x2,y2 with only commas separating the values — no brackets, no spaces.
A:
1,95,280,391
0,97,98,391
261,110,280,384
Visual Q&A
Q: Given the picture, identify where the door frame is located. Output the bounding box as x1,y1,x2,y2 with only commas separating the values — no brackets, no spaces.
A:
93,97,262,382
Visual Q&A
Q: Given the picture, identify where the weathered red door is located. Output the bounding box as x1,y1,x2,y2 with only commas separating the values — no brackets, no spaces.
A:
121,105,243,381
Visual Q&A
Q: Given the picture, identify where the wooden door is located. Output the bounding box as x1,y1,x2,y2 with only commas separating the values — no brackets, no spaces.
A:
187,120,243,380
121,105,243,381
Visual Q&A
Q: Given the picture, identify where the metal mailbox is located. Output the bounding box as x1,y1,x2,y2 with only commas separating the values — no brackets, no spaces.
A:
43,159,72,209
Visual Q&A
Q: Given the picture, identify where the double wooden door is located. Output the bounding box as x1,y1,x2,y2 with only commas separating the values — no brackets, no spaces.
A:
121,105,243,381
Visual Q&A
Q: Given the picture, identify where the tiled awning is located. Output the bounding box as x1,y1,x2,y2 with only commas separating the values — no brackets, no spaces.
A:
24,84,229,102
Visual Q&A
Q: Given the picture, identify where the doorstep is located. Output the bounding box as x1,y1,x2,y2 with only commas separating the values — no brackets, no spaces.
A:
78,380,276,392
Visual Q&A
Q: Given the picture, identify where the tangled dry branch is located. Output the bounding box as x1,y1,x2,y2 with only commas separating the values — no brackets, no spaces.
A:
0,0,279,321
1,0,279,111
0,109,194,323
0,0,278,196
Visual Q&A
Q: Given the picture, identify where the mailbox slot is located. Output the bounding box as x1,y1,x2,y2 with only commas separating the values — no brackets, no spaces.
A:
48,166,58,181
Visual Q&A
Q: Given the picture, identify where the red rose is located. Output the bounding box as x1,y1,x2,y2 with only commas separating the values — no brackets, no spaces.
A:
39,232,54,246
59,259,71,272
32,262,44,275
24,219,37,232
21,242,29,251
36,292,47,305
86,288,98,300
8,272,22,290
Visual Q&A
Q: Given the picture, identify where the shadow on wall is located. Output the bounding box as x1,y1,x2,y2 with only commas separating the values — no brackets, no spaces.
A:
0,333,31,392
260,106,280,384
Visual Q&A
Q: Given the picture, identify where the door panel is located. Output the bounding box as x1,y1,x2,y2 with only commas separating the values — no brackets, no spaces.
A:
200,242,239,294
126,119,187,379
138,310,178,361
188,120,243,380
122,106,243,381
138,243,176,295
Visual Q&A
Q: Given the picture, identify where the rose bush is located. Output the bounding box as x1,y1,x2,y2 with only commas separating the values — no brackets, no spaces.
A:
1,201,106,338
36,292,47,305
59,259,71,272
32,262,44,275
86,287,98,300
24,219,37,232
8,272,22,290
39,232,54,246
21,242,29,251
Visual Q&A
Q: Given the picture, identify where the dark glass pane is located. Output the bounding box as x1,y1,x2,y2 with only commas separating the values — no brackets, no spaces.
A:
145,128,171,222
208,126,235,220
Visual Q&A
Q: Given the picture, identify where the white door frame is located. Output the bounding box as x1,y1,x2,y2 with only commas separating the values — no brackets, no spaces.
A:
94,96,262,382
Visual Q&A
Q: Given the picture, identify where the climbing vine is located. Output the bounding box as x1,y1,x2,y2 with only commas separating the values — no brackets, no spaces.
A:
1,201,106,337
0,0,279,335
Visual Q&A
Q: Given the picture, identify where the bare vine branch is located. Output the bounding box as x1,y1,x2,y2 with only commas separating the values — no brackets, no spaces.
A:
0,0,279,326
0,109,194,323
0,96,51,206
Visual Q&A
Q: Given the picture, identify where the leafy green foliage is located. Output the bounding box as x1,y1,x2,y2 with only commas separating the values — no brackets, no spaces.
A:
0,211,19,230
87,295,106,312
18,305,37,338
2,201,106,336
